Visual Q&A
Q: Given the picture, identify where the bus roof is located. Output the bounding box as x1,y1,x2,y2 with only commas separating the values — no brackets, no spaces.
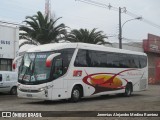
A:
27,43,146,56
27,43,78,52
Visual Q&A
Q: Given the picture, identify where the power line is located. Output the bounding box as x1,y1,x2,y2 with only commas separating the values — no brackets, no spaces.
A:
0,20,21,26
123,37,143,43
126,11,160,29
106,34,118,38
76,0,160,29
75,0,109,9
141,19,160,29
76,0,118,11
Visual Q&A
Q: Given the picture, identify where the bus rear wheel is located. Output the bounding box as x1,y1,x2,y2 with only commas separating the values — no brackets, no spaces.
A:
71,86,81,102
124,83,132,97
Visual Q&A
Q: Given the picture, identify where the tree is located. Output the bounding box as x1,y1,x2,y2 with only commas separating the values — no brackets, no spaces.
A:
19,11,66,47
66,28,109,45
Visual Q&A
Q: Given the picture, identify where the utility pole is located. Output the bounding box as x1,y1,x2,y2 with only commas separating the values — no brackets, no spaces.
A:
119,7,122,49
75,0,142,49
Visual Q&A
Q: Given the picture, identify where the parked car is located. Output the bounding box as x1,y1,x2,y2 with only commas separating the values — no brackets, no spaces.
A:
0,71,18,95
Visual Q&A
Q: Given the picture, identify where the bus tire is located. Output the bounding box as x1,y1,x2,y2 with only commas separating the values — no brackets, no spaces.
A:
10,86,17,95
70,86,81,102
124,83,132,97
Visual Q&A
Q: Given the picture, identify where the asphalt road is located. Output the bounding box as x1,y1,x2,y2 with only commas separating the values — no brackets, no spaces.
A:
0,85,159,120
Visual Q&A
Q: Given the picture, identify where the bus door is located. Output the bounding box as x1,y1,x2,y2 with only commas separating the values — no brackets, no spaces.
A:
51,57,64,89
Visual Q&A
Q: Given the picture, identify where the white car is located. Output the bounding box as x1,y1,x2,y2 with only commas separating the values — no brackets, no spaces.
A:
0,71,18,95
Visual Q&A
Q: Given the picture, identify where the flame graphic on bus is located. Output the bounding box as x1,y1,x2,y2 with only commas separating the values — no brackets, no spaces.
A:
82,69,136,94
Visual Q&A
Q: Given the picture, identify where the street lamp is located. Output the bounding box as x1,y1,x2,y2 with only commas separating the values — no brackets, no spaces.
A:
122,17,142,29
119,16,142,49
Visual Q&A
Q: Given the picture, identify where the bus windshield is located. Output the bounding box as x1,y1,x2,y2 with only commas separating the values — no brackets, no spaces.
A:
18,48,75,85
18,52,52,84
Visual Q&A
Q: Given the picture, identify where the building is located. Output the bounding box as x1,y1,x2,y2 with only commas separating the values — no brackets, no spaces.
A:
0,22,19,71
143,34,160,84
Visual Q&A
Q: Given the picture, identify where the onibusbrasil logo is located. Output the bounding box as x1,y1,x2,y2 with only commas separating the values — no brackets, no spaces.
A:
1,112,42,118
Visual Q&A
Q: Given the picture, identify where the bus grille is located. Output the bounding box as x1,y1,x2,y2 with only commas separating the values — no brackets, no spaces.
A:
19,89,39,93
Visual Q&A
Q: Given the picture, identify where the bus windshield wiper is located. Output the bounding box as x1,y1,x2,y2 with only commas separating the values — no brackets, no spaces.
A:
21,61,32,82
31,54,38,82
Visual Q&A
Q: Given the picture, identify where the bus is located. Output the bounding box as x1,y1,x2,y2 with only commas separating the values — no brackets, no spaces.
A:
17,43,148,102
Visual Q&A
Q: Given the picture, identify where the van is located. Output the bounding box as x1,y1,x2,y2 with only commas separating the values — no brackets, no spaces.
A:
0,71,18,95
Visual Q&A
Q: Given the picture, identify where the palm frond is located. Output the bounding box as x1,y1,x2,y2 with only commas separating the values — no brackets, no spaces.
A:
66,28,109,45
19,11,66,44
19,41,38,48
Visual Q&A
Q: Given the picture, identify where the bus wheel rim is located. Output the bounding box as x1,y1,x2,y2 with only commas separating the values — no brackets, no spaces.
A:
73,90,80,99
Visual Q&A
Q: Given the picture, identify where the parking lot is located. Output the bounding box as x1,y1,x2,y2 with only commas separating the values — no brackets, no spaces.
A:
0,85,159,120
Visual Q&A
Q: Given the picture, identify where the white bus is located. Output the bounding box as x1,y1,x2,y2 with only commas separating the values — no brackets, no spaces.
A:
17,43,148,102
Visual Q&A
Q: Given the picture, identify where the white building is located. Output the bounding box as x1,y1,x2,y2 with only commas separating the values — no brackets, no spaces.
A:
0,22,19,71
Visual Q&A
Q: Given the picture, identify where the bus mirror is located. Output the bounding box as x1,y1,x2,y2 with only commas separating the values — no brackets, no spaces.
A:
46,53,61,67
12,56,22,69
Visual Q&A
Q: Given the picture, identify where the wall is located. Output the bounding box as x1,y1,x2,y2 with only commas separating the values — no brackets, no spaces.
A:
0,24,19,59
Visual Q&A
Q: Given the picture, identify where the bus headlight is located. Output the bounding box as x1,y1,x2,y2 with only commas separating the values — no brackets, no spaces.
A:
17,84,21,90
18,86,21,91
38,87,45,92
38,85,53,92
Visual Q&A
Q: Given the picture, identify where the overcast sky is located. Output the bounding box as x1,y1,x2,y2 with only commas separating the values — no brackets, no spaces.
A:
0,0,160,43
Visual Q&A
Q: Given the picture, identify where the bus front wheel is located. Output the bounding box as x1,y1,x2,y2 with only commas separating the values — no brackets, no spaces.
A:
71,86,81,102
124,83,132,97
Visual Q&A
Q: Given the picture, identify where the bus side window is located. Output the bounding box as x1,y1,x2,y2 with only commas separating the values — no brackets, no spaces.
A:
132,55,139,68
60,48,75,74
139,56,147,68
0,74,2,82
74,49,88,67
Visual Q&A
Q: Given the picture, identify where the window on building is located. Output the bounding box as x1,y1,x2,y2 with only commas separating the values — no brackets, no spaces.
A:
0,59,12,71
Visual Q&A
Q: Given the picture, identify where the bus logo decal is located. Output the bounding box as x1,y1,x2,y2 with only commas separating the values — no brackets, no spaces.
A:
83,69,136,95
73,70,82,77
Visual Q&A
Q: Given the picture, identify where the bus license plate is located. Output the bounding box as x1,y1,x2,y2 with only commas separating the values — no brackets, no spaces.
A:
26,94,32,97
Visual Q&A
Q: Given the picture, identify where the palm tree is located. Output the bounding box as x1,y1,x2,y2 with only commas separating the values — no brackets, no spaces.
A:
66,28,109,45
19,11,66,47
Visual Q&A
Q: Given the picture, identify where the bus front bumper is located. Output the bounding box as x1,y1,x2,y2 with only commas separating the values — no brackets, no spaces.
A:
17,89,49,100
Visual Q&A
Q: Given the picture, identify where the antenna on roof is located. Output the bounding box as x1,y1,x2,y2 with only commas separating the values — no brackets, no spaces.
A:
45,0,51,20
